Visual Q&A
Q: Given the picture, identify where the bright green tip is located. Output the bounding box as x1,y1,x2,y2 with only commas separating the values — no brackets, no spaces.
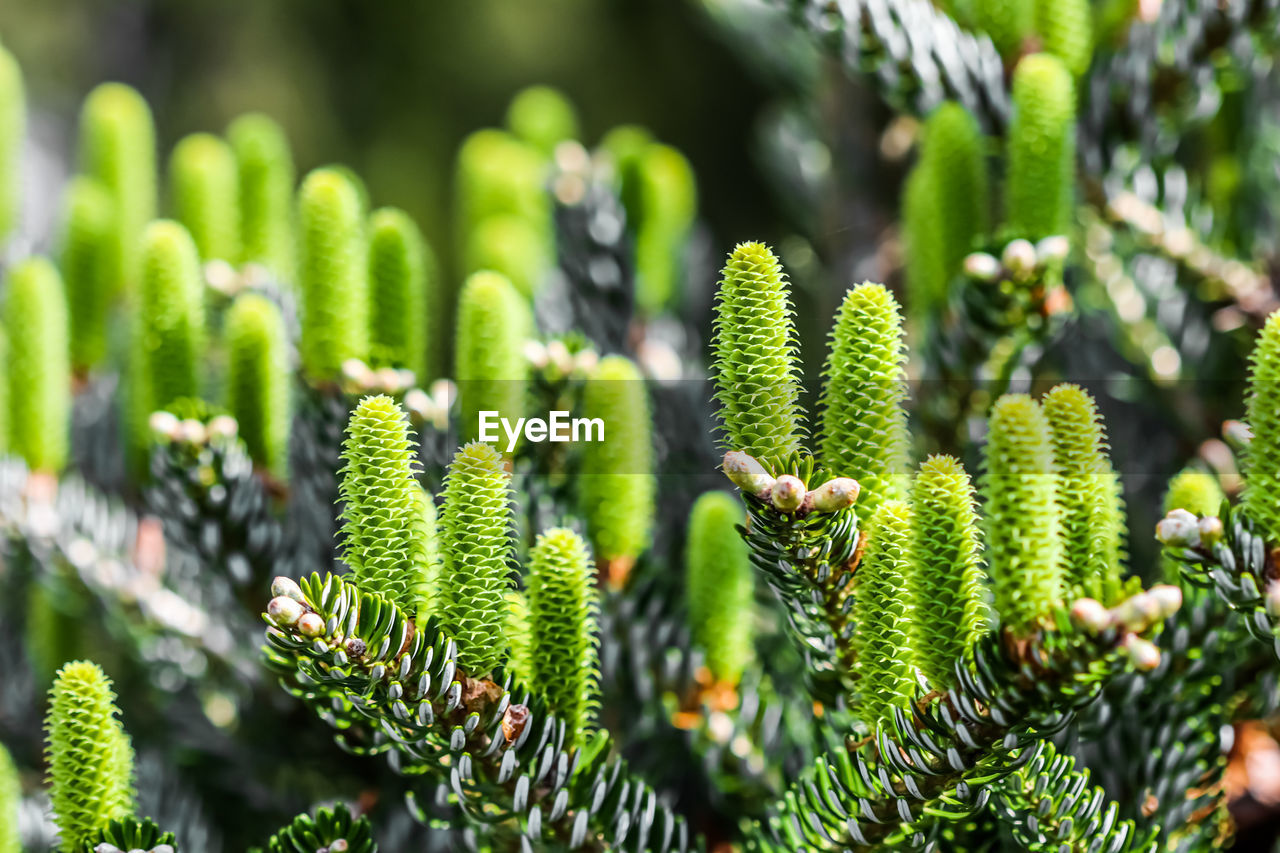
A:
0,43,24,244
528,527,600,747
711,241,806,461
1005,53,1077,242
981,393,1062,633
298,167,368,380
0,740,19,853
1164,469,1226,518
58,176,115,373
169,132,240,262
454,270,530,444
227,112,295,274
224,292,290,478
1243,311,1280,546
4,256,71,473
911,455,988,690
506,85,580,155
852,499,915,724
818,282,910,515
368,206,429,374
437,441,514,677
686,491,754,684
44,661,135,853
579,355,655,565
464,213,552,299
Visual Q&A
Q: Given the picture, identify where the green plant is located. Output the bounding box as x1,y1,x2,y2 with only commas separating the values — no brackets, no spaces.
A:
44,661,136,853
910,454,988,690
255,804,374,853
81,818,176,853
435,441,514,677
58,176,115,374
711,241,805,462
1043,383,1124,604
504,589,532,684
225,292,291,478
169,132,240,263
297,167,368,381
980,393,1062,634
453,270,529,444
409,484,440,621
578,354,655,580
336,395,428,618
454,128,550,254
227,112,295,276
973,0,1033,57
633,143,697,316
463,212,551,299
0,43,23,244
1242,310,1280,545
685,490,754,685
367,206,430,374
0,742,18,853
526,527,600,748
1004,53,1076,242
817,282,909,515
130,220,205,465
1035,0,1093,77
902,103,989,318
4,256,71,473
850,499,914,724
505,84,580,156
77,82,156,299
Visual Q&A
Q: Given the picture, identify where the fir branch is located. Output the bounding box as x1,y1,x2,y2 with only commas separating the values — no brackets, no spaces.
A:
263,574,693,851
256,804,374,853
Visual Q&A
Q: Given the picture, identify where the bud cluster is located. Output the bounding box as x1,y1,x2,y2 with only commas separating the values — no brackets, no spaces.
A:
404,379,456,431
721,451,859,515
1154,508,1225,550
149,411,238,448
339,358,417,398
524,338,599,379
1069,584,1183,671
266,576,326,641
963,235,1071,285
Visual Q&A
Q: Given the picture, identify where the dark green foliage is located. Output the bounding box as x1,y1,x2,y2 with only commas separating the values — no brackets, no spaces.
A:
225,292,290,477
337,396,425,618
169,132,239,262
367,206,428,373
1035,0,1093,77
903,104,989,318
1242,310,1280,544
78,82,156,299
1004,53,1077,241
852,499,914,724
44,661,135,853
131,220,205,466
80,818,176,853
0,43,23,244
454,270,529,444
505,85,579,155
633,143,697,316
227,112,295,275
4,256,71,472
436,441,514,677
911,454,988,690
298,167,367,381
1043,384,1124,604
981,394,1062,633
527,527,600,748
818,282,910,515
258,804,375,853
711,241,805,461
0,741,18,853
58,176,115,373
578,355,655,565
685,490,754,684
